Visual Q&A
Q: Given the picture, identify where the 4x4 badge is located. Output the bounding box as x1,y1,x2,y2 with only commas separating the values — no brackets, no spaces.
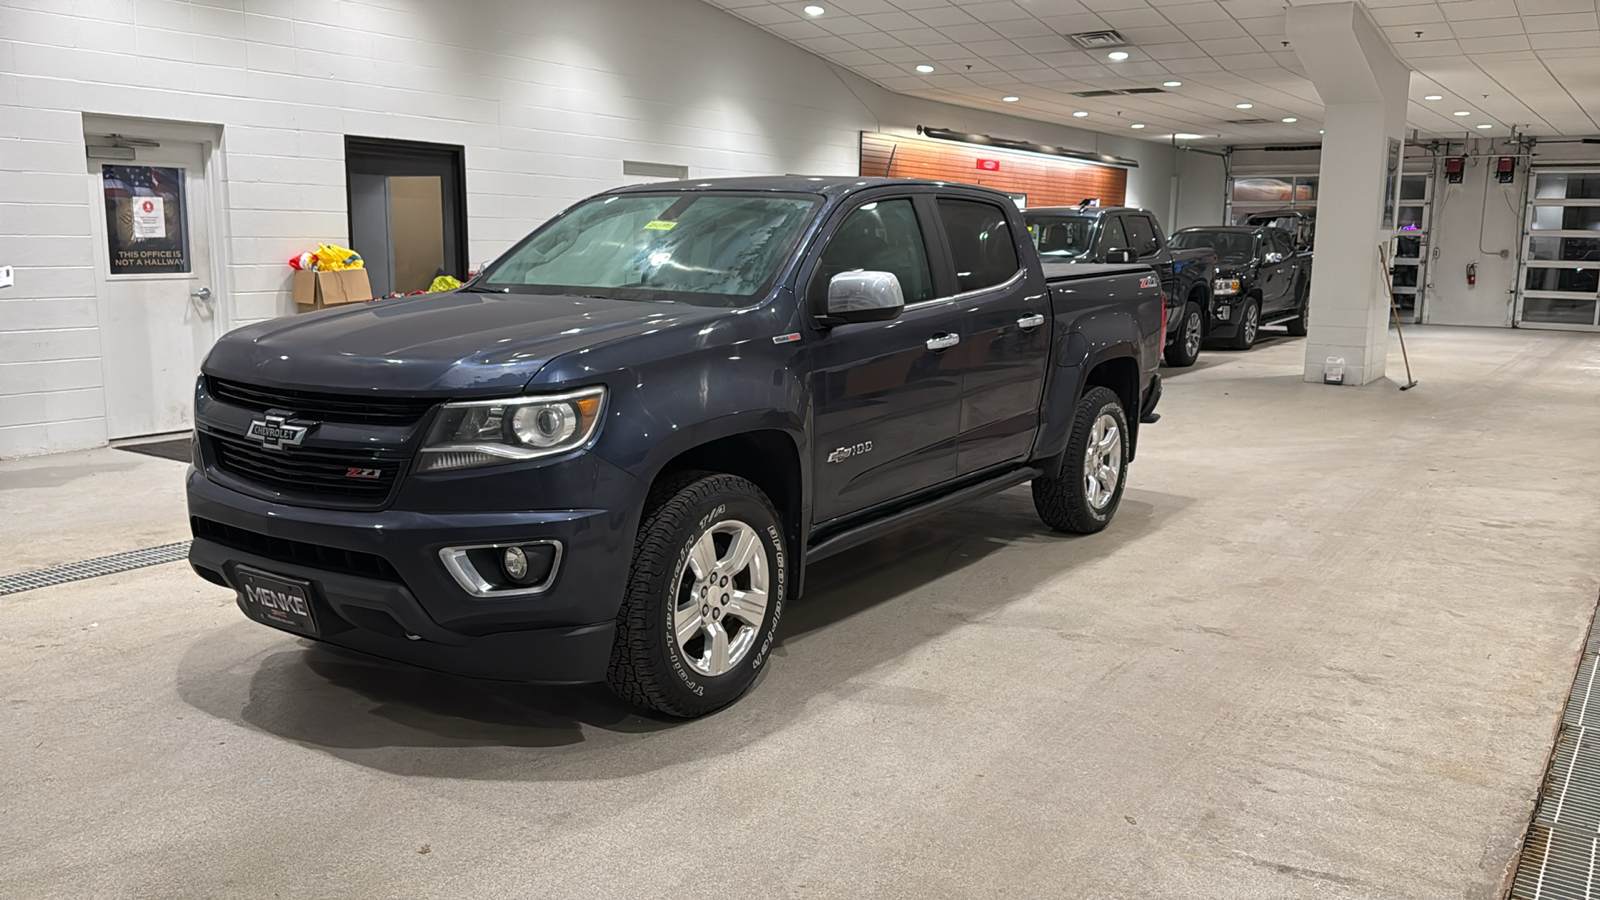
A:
246,415,311,450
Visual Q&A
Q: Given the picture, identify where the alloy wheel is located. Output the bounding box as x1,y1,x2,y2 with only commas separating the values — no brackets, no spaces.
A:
673,520,770,677
1082,413,1122,510
1184,310,1202,358
1243,303,1259,345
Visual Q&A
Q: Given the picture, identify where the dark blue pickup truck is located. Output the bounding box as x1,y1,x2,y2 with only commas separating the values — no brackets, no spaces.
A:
187,176,1164,717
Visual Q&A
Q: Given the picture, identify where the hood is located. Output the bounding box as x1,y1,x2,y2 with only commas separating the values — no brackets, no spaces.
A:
203,290,729,396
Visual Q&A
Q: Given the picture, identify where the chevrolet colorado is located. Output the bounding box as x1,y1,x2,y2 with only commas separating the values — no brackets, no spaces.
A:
188,177,1164,717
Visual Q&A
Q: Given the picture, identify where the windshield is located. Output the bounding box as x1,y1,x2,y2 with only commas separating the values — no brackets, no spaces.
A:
481,192,821,306
1172,230,1256,262
1024,215,1096,257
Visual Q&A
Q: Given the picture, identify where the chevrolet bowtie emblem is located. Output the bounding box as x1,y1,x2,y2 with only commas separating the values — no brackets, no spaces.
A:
246,414,311,450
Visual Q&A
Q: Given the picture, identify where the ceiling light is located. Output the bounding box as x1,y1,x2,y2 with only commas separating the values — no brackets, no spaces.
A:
1319,130,1325,134
1175,133,1203,139
1108,51,1130,61
1424,94,1443,101
1073,111,1088,117
915,64,934,73
1131,123,1145,129
1454,110,1470,116
1002,96,1019,102
1477,123,1493,129
1164,81,1182,87
803,4,824,15
1236,102,1253,109
1282,117,1297,123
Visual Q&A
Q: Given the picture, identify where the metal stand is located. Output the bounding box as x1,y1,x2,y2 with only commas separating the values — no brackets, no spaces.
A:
1379,244,1418,391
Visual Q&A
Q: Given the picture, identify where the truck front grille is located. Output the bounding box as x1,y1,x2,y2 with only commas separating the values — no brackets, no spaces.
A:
207,377,435,427
209,431,405,502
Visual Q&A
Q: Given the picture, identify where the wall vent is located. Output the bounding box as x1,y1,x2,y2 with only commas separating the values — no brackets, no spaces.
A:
1071,88,1168,98
1067,30,1127,49
1227,118,1273,125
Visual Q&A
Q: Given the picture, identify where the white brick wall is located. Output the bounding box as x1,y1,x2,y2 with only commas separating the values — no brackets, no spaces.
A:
0,0,1184,458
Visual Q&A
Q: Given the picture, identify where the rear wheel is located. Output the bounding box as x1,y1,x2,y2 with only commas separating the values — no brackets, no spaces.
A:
1032,387,1129,534
608,473,787,717
1287,283,1309,337
1164,302,1203,367
1226,297,1261,350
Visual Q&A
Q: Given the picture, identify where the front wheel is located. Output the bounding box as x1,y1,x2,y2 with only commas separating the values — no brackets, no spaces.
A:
1032,387,1130,534
608,473,788,717
1226,297,1261,350
1164,302,1203,367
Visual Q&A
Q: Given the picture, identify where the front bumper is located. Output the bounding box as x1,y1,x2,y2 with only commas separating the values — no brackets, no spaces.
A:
186,462,641,684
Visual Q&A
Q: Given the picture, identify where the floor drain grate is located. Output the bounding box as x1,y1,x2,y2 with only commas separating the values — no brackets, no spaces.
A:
1511,598,1600,899
0,542,193,596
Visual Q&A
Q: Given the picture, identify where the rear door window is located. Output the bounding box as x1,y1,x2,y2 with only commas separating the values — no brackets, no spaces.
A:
811,197,936,309
936,198,1020,293
1270,229,1294,257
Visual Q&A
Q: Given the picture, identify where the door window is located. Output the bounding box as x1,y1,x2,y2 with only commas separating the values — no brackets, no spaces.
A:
1094,217,1128,260
1269,229,1294,257
812,198,935,308
936,198,1020,293
1123,215,1160,258
101,165,190,274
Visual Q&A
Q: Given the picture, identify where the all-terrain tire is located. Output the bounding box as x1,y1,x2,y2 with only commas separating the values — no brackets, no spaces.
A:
607,472,788,718
1226,296,1261,350
1032,387,1130,535
1164,302,1204,368
1287,283,1309,337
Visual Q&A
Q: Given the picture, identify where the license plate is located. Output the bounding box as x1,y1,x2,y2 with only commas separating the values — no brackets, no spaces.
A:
235,566,319,638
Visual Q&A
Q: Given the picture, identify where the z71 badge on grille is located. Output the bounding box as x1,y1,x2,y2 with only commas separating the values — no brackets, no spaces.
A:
245,415,310,450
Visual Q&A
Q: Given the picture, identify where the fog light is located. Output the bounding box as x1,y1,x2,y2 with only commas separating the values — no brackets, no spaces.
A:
502,546,529,581
1216,305,1231,320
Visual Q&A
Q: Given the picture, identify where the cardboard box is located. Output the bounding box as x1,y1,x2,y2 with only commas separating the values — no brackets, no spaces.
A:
293,268,372,313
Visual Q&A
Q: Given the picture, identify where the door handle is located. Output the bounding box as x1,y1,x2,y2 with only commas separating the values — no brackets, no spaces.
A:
191,286,212,301
926,333,960,351
1017,314,1045,330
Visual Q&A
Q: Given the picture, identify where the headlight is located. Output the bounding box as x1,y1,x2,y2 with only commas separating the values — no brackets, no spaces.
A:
417,386,606,473
1213,278,1241,295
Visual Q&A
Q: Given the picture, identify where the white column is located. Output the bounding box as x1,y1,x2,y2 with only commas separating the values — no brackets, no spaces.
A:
1286,2,1411,385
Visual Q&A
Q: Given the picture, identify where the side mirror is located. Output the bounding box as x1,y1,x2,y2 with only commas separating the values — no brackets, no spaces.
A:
1102,248,1135,264
824,270,905,325
1264,251,1285,264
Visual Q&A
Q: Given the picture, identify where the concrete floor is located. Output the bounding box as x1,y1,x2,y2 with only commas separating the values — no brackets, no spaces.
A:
3,326,1599,899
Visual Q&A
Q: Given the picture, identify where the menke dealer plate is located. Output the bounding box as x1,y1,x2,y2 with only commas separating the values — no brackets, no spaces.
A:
236,566,319,638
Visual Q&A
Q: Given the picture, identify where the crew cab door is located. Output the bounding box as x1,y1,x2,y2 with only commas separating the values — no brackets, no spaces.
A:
931,195,1048,475
1265,229,1297,311
1122,213,1173,298
807,193,964,524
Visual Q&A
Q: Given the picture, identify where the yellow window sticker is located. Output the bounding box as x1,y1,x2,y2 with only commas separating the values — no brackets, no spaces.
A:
644,220,677,231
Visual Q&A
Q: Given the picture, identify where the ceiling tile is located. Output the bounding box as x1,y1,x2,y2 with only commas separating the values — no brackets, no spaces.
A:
1013,34,1076,53
1369,4,1447,25
1159,1,1232,23
798,35,861,52
1099,8,1170,27
1456,34,1531,52
910,5,980,26
848,30,909,48
1036,13,1114,31
987,17,1061,37
1439,0,1520,20
1522,12,1600,33
1141,40,1210,59
1531,30,1600,49
963,38,1029,55
1197,35,1268,54
815,15,882,34
1213,52,1285,70
1518,0,1598,12
1118,24,1192,42
916,40,973,58
766,19,833,39
938,22,1006,41
857,10,926,29
1395,38,1466,56
885,26,949,43
1219,0,1287,18
1182,18,1250,38
1237,15,1287,37
1447,16,1524,37
1080,0,1157,11
730,5,803,25
874,44,936,61
959,1,1038,21
830,0,905,12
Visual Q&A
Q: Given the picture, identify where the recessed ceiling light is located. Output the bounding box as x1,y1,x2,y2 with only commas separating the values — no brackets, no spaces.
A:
1477,123,1493,129
1073,110,1089,117
1002,96,1019,102
1164,81,1182,87
1175,133,1203,139
1131,123,1145,128
1319,130,1325,134
915,64,934,73
1424,94,1443,101
1282,117,1297,123
1108,51,1129,61
803,4,824,15
1236,102,1253,109
1454,110,1471,116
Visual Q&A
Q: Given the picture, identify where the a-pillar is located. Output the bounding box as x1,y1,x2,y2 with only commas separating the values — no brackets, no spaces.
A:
1285,2,1410,385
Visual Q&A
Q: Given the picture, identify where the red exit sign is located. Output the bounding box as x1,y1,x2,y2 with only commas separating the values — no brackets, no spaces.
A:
976,158,1001,171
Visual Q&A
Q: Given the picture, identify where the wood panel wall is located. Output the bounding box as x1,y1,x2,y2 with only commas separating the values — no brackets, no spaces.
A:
860,133,1127,208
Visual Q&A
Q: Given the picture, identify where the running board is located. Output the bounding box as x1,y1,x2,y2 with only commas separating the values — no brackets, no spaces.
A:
805,467,1042,563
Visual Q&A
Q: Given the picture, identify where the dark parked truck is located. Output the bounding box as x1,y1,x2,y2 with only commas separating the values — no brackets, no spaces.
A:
188,177,1163,717
1022,205,1216,368
1169,225,1312,350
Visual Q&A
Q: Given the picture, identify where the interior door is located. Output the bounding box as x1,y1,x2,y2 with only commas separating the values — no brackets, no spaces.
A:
808,195,964,524
932,195,1047,475
88,140,218,439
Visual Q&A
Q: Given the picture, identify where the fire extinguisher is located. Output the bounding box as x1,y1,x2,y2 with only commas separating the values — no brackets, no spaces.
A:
1466,262,1477,286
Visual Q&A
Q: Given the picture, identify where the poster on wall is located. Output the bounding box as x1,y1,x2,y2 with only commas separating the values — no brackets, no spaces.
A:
102,165,189,274
1381,138,1401,229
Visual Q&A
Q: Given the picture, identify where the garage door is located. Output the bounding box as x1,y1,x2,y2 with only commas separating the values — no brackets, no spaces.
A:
1517,168,1600,331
